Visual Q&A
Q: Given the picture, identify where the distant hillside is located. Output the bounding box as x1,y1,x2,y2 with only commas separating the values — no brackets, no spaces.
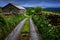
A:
25,7,60,12
24,7,35,9
44,8,60,12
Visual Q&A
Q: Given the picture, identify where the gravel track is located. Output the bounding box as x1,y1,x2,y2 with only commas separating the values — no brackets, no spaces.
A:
5,18,27,40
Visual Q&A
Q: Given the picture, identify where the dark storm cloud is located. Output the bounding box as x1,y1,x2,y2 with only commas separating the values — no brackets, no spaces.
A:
0,0,60,3
0,0,60,5
0,0,60,7
0,0,41,4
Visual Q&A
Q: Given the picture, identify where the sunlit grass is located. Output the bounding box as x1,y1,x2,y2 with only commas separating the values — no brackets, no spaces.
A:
42,11,60,15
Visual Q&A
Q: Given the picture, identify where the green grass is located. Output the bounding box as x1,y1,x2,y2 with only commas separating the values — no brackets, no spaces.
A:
20,19,30,40
0,8,2,12
22,19,30,33
0,15,25,40
42,11,60,15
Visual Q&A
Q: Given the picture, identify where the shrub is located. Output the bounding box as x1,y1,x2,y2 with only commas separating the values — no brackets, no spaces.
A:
35,7,42,14
32,15,60,40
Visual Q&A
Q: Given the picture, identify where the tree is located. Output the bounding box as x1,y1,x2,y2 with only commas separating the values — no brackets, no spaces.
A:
26,8,35,15
35,7,42,14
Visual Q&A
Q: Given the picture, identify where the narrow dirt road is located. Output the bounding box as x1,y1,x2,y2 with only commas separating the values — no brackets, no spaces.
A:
5,18,27,40
30,18,42,40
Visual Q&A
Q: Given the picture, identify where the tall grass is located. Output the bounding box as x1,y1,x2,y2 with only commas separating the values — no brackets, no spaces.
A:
0,15,25,40
0,8,2,13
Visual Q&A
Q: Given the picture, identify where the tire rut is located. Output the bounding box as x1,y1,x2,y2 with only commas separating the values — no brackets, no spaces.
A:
30,18,42,40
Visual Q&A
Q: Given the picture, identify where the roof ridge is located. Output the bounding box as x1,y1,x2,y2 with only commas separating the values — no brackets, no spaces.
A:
2,3,25,9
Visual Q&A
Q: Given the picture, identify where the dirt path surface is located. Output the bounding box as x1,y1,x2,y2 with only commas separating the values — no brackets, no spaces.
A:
30,18,42,40
5,18,27,40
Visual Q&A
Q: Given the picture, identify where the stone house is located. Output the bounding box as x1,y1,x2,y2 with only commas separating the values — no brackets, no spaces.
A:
1,3,26,15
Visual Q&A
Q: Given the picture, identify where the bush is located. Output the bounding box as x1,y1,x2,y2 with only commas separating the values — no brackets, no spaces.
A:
35,7,42,14
26,8,35,15
32,15,60,40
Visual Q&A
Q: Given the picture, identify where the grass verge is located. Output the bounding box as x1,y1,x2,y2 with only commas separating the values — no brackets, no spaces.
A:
20,19,30,40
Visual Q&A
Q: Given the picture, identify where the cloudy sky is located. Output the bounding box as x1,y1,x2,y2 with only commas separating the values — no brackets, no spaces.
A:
0,0,60,8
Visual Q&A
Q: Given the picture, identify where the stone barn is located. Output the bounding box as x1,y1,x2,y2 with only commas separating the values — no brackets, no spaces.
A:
1,3,26,16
